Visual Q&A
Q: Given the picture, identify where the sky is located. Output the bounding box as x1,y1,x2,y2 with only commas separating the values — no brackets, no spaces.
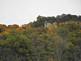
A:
0,0,81,25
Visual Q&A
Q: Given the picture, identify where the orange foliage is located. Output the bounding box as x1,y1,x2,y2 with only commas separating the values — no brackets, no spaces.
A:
47,25,55,35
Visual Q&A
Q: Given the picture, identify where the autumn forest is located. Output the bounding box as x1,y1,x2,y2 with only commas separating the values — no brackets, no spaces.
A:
0,14,81,61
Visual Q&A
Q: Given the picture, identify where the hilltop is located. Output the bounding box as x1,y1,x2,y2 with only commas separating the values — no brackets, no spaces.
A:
0,14,81,61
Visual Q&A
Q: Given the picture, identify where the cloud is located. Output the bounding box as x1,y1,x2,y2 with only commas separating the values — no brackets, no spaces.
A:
0,0,81,25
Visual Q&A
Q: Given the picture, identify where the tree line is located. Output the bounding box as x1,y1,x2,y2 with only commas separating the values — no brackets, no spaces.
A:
0,14,81,61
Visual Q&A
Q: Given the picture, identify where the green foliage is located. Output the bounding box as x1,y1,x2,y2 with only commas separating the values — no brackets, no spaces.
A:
0,14,81,61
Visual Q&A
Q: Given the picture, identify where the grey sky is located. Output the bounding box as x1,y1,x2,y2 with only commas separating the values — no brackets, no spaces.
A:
0,0,81,25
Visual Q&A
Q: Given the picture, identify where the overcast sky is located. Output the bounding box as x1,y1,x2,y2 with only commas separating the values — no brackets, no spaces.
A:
0,0,81,25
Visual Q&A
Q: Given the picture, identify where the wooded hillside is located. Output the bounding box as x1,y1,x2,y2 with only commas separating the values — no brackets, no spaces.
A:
0,14,81,61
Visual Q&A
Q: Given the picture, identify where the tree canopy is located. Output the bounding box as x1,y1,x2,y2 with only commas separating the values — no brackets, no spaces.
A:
0,14,81,61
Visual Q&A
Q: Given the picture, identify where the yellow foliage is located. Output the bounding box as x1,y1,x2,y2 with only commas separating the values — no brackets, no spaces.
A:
16,27,25,32
1,31,10,35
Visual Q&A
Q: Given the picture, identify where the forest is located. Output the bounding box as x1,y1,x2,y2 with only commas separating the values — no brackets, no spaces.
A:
0,14,81,61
